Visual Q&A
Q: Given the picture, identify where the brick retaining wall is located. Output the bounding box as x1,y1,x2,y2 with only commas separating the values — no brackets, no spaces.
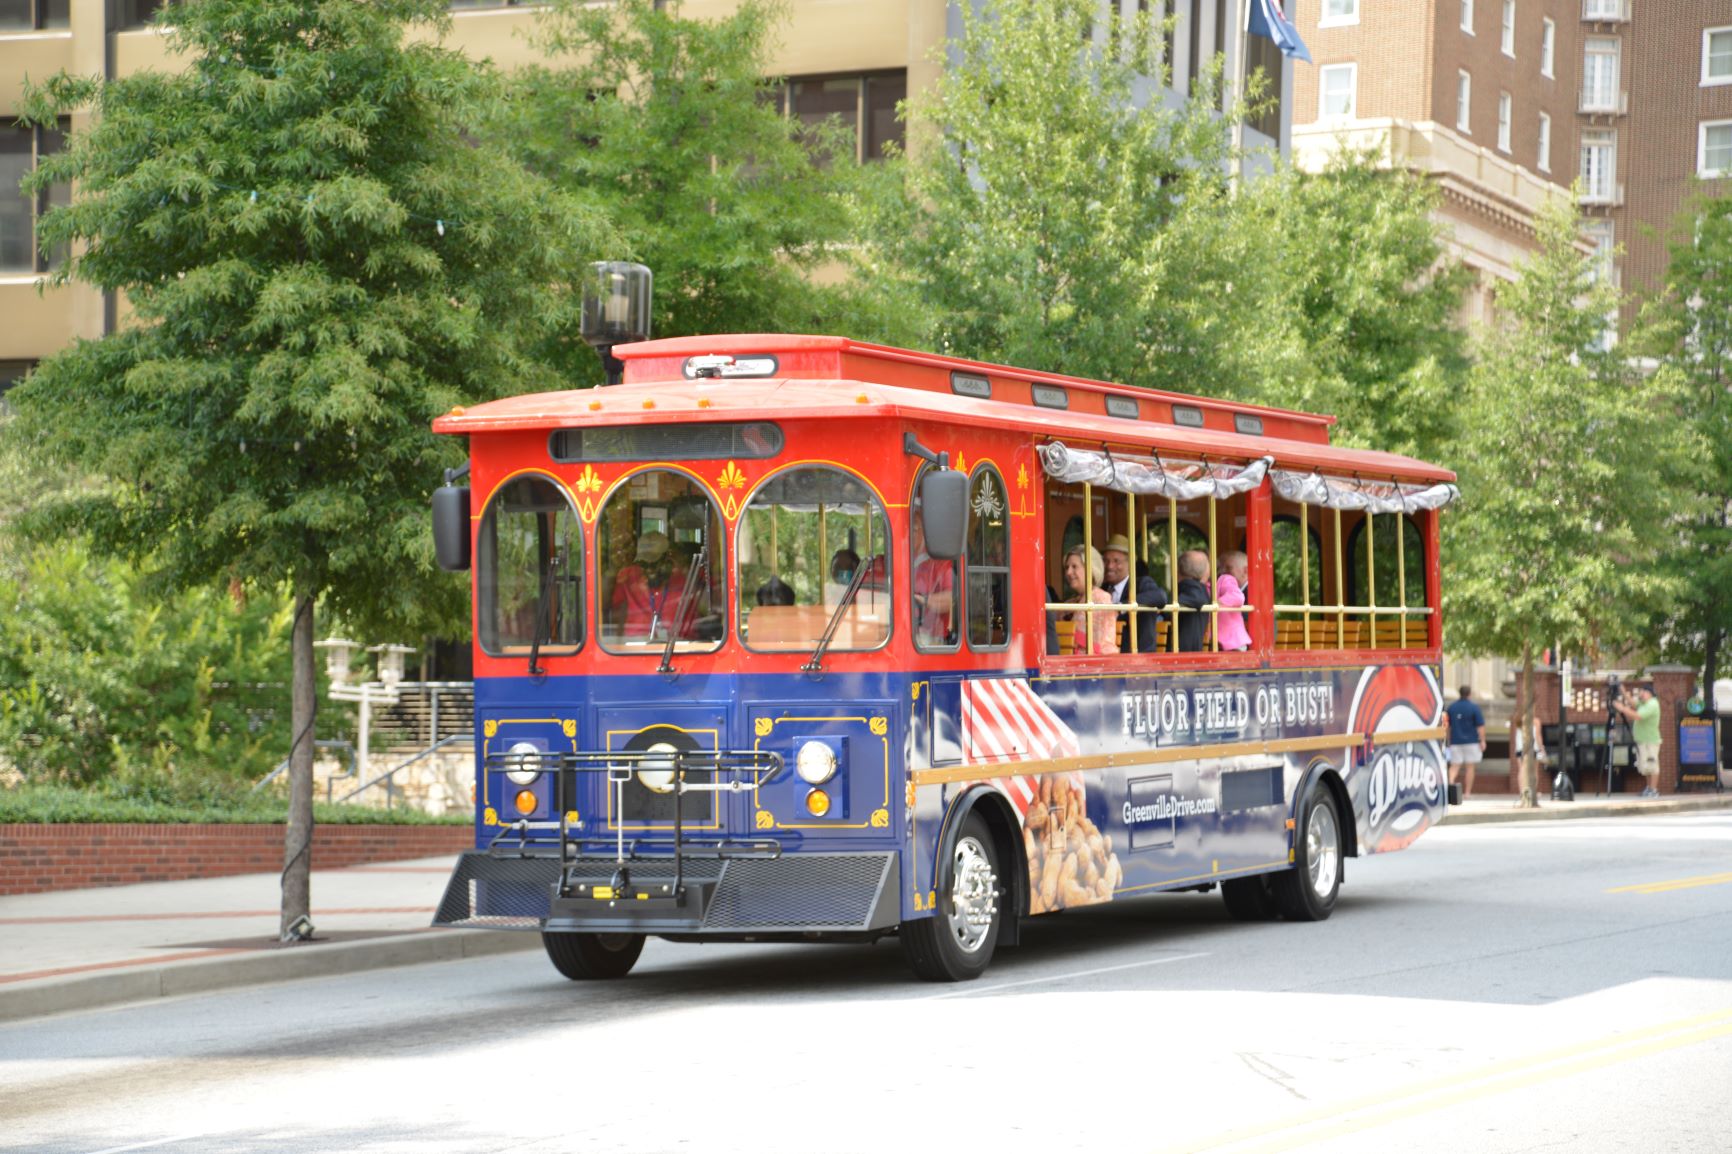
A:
0,824,475,896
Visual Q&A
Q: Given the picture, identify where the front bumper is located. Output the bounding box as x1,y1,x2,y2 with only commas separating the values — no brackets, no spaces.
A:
432,849,902,935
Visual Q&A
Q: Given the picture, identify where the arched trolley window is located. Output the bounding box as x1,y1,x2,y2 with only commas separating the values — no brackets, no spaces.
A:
966,466,1011,651
597,469,726,654
911,464,960,652
736,467,892,653
1037,443,1270,656
477,475,583,658
1268,470,1457,651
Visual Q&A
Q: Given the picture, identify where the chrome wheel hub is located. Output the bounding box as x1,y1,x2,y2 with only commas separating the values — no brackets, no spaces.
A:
1307,804,1340,900
947,835,998,955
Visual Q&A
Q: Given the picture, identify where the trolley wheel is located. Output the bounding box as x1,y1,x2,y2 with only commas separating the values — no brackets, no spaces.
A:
1272,780,1344,922
901,813,1002,982
1220,875,1279,921
542,931,645,980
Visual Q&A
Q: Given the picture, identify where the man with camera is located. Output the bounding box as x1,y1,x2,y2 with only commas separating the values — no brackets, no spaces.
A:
1612,684,1663,798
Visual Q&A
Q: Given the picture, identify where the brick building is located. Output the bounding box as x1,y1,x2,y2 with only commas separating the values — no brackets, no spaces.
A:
1288,0,1732,327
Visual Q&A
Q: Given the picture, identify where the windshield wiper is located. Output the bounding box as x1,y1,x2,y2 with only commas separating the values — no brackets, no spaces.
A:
527,547,563,677
803,564,871,674
657,545,708,675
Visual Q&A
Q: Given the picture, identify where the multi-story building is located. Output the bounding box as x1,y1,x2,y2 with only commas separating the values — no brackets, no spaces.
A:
1289,0,1581,326
1,0,1291,401
1288,0,1732,326
1577,0,1732,314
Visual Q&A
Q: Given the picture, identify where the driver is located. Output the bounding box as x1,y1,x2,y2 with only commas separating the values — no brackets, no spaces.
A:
610,531,688,639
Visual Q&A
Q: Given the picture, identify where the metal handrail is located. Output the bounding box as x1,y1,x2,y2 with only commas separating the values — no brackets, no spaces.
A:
335,733,471,805
251,739,356,793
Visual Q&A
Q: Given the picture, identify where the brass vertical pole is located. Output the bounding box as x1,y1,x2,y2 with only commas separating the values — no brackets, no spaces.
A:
1126,490,1138,653
1333,507,1345,648
1301,500,1312,650
1082,482,1093,654
1168,497,1179,651
1367,512,1378,652
1207,496,1218,651
1396,513,1408,649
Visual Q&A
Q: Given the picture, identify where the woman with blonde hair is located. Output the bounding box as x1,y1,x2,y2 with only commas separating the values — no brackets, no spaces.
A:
1063,544,1118,656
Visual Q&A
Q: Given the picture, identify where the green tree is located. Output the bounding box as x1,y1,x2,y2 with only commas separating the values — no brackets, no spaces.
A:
1633,191,1732,691
861,0,1294,385
1444,194,1700,805
8,0,604,936
1244,150,1471,459
503,0,869,366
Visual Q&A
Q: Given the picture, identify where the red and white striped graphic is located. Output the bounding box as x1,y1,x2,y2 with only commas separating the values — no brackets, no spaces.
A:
960,678,1083,820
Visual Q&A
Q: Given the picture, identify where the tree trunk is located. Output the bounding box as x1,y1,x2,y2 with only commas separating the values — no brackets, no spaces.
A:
1517,643,1537,808
281,592,316,940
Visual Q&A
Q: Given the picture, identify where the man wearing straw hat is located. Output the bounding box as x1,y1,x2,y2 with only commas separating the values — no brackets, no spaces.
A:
1101,533,1167,654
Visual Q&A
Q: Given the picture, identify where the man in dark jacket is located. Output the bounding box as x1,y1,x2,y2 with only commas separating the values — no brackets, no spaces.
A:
1177,550,1212,652
1102,534,1167,653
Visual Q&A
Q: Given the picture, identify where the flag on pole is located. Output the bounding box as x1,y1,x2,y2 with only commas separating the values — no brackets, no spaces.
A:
1248,0,1312,62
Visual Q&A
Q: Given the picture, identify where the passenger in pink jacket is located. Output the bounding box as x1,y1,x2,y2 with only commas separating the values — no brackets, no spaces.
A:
1216,550,1252,651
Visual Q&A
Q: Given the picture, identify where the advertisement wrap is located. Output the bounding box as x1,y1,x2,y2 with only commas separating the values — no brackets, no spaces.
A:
935,664,1446,908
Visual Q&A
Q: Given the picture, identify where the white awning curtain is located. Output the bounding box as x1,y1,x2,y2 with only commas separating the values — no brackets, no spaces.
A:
1039,443,1273,500
1270,470,1460,513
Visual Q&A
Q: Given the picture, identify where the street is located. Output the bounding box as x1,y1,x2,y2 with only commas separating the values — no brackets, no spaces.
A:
3,811,1731,1154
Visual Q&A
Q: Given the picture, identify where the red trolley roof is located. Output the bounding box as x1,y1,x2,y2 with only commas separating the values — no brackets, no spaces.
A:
433,334,1454,483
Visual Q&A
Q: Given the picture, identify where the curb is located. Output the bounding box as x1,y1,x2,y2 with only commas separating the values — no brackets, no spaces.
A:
1441,794,1732,825
0,927,541,1025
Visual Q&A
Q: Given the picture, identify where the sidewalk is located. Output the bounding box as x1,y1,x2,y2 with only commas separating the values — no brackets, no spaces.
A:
0,854,538,1025
5,791,1732,1024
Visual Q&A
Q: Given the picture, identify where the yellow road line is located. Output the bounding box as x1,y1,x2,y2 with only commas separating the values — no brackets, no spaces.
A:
1158,1007,1732,1154
1607,870,1732,895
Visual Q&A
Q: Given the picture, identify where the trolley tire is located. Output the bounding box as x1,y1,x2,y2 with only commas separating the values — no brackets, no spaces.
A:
1271,780,1344,922
542,931,645,980
1220,875,1280,921
901,813,1002,982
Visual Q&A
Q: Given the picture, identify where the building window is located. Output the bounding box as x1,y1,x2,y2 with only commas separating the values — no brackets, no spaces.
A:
115,0,170,27
1461,0,1474,34
1538,111,1551,171
0,121,66,276
1582,0,1621,19
1706,27,1732,86
1501,0,1515,55
1497,93,1512,151
1318,63,1356,121
0,360,32,414
1457,71,1472,132
1320,0,1358,27
1542,18,1556,76
0,0,68,29
1581,219,1617,349
1582,38,1620,112
1702,121,1732,178
1580,129,1616,202
771,71,906,163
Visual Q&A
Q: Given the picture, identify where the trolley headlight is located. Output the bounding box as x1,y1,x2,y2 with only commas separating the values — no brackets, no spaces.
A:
504,741,543,786
796,740,838,785
637,742,679,794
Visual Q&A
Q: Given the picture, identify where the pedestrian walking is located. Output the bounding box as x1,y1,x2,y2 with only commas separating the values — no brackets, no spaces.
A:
1445,685,1486,799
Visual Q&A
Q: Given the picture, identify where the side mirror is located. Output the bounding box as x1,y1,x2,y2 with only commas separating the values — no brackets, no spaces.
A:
432,483,471,572
919,468,968,561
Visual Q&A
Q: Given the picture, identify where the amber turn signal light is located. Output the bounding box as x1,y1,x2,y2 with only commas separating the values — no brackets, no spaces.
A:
805,789,831,817
513,790,538,815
